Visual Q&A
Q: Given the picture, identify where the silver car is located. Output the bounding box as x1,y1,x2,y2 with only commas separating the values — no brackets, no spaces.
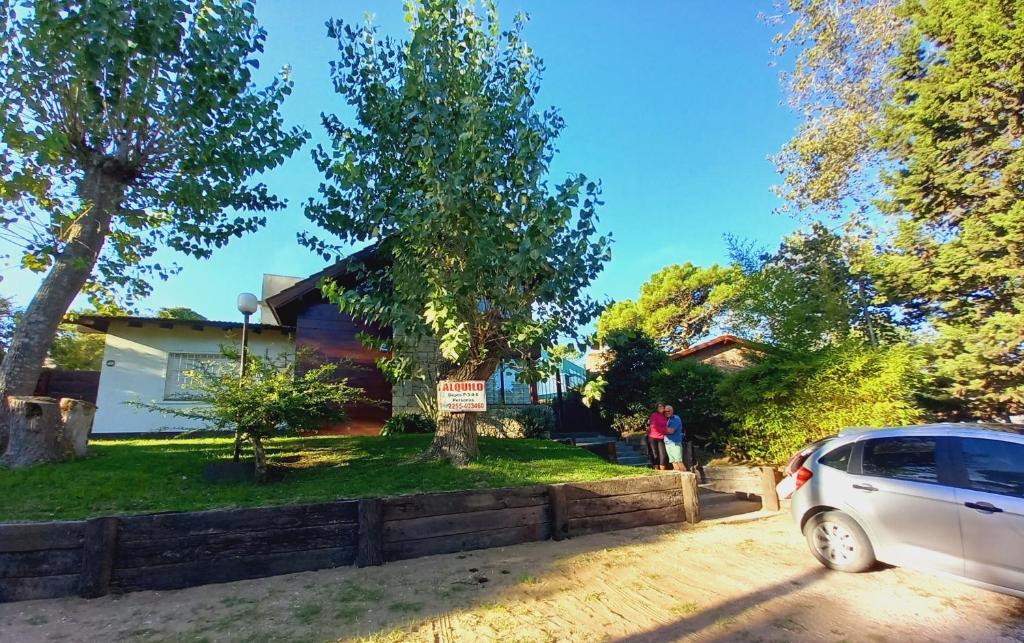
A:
785,424,1024,598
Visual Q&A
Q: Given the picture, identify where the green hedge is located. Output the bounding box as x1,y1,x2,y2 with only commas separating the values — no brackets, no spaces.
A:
717,341,924,463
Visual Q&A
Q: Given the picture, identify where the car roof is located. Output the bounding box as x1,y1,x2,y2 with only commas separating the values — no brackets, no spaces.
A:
837,423,1024,439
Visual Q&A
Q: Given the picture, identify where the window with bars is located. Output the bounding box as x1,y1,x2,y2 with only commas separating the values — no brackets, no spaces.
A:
163,352,234,401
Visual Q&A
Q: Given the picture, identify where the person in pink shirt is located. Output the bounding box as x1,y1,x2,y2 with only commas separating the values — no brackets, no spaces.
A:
647,402,669,470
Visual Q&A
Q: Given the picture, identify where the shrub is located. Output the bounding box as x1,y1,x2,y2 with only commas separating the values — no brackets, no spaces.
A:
381,413,436,436
718,341,924,463
513,405,555,438
650,359,726,446
134,350,365,482
598,331,666,419
610,406,649,436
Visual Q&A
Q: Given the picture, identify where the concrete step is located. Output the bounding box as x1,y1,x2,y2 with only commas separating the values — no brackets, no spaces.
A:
616,456,650,466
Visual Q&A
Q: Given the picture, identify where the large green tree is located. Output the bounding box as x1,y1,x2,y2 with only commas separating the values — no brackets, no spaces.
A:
304,0,609,464
772,0,1023,419
0,0,306,464
873,0,1024,419
728,224,892,350
768,0,907,219
596,263,741,353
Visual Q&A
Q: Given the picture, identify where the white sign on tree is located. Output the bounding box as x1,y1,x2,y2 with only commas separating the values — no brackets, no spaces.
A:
437,381,487,413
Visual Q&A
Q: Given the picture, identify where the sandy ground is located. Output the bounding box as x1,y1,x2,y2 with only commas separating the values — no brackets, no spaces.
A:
2,509,1023,643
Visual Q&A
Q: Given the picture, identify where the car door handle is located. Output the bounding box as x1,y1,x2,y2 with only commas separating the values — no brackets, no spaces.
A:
852,483,877,492
965,501,1004,513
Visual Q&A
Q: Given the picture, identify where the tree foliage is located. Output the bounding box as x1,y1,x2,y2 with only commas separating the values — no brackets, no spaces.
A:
871,0,1024,419
596,263,741,352
718,341,924,463
49,326,105,371
136,351,364,482
597,331,666,422
767,0,907,218
156,307,206,321
728,223,893,350
305,0,609,463
48,303,128,371
771,0,1022,419
0,0,307,428
0,294,16,365
650,359,726,447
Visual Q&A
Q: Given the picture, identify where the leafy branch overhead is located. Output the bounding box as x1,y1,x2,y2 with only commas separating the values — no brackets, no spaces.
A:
0,0,308,304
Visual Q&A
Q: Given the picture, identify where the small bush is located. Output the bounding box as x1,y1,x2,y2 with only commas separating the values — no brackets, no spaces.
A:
610,406,649,436
381,413,436,436
513,405,555,438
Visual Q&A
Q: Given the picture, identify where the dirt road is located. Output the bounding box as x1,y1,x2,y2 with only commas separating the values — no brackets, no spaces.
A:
2,510,1022,642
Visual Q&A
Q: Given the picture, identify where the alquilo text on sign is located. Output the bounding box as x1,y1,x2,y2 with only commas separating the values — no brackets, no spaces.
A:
437,380,487,412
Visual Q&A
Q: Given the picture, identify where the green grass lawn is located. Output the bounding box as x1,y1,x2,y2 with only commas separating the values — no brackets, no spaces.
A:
0,434,648,522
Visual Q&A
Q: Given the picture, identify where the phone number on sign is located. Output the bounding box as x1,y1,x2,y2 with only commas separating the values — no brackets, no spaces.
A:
442,403,487,412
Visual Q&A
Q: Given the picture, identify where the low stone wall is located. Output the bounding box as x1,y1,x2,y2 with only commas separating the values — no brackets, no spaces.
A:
0,473,700,603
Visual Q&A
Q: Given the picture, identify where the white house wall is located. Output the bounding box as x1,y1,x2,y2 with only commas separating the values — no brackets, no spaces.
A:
92,321,295,434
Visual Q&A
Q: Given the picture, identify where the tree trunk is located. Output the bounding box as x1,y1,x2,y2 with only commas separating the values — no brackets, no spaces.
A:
423,357,500,465
0,397,65,468
251,434,268,483
61,397,97,458
0,396,98,468
428,412,480,465
0,168,123,458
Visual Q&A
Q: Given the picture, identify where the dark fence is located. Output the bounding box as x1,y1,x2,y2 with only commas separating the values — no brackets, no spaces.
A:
34,369,100,404
0,473,700,603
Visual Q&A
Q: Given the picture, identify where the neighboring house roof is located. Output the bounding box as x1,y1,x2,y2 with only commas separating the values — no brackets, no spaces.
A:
74,315,293,335
668,334,757,361
264,244,386,326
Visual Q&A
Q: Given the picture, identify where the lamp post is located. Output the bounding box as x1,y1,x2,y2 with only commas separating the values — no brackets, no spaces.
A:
236,292,258,376
233,293,259,463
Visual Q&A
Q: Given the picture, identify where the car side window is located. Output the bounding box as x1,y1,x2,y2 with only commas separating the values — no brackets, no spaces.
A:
818,444,853,472
960,438,1024,498
861,437,938,483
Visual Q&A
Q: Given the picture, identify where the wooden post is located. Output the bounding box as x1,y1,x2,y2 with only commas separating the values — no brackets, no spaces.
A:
356,499,384,567
548,484,569,541
759,466,782,512
680,472,701,524
606,441,618,464
79,517,119,598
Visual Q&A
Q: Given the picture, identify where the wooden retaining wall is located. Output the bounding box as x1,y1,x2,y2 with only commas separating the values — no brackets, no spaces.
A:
0,473,699,604
702,465,783,512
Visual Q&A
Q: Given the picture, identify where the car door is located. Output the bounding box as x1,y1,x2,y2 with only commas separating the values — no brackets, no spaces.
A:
844,435,964,575
953,436,1024,593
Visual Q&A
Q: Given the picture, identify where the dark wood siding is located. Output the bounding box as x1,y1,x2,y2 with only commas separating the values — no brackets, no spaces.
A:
295,302,391,435
34,369,100,403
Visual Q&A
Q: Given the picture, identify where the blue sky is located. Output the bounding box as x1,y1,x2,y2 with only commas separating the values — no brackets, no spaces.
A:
2,0,799,324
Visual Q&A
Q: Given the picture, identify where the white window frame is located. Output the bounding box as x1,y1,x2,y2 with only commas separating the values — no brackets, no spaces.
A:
163,352,233,401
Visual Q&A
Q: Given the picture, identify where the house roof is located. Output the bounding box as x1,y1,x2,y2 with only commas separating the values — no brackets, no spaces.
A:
264,244,386,326
669,334,755,360
74,315,294,335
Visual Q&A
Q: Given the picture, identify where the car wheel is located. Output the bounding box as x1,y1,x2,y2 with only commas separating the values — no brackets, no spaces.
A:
803,510,876,573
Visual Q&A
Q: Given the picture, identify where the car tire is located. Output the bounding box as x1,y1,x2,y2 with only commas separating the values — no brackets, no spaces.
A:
803,510,876,573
